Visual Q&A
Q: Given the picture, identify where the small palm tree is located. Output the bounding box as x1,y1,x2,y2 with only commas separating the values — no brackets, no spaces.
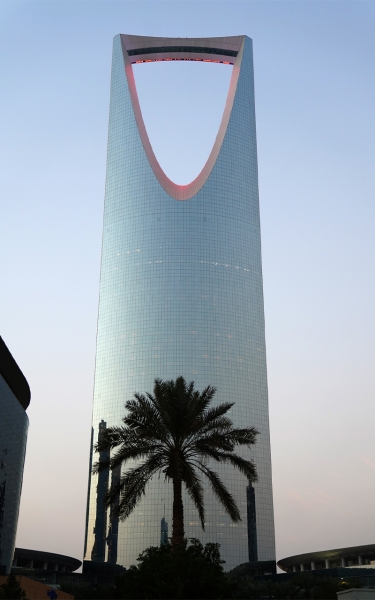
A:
93,376,258,548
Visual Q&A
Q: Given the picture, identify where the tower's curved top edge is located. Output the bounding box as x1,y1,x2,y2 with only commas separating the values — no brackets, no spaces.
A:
119,34,250,201
120,34,248,54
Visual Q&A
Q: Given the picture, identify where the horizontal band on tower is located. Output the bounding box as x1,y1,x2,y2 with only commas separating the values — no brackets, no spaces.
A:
128,46,238,57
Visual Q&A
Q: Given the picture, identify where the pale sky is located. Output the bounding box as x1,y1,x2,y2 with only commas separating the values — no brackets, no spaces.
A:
1,0,375,566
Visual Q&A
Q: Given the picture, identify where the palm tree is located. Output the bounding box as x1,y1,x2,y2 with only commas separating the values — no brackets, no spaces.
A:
92,376,258,548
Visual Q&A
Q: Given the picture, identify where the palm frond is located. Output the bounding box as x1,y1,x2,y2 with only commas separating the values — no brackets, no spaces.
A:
182,463,205,529
92,459,110,474
194,426,258,455
124,394,169,441
108,442,166,471
188,384,217,421
94,426,128,452
196,462,241,522
208,452,258,481
200,402,234,427
147,380,176,435
106,453,166,519
197,415,233,434
219,427,259,447
193,433,235,454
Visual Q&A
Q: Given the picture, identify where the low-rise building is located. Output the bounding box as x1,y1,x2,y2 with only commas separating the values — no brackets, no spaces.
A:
278,544,375,573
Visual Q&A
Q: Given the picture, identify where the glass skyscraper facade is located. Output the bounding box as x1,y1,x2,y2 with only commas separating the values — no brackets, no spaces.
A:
85,35,276,571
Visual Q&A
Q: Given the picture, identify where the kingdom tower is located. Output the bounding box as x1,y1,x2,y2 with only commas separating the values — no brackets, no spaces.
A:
85,35,276,570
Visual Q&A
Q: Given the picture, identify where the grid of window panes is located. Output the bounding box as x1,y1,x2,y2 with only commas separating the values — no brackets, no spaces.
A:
85,34,276,571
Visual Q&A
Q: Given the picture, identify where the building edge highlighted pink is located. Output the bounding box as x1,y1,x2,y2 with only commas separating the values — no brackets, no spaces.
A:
120,35,245,200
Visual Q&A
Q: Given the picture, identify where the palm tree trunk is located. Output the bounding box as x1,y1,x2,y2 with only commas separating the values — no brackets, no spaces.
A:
172,477,185,548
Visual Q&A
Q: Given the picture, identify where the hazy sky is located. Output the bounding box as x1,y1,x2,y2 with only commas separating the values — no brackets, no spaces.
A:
1,0,375,567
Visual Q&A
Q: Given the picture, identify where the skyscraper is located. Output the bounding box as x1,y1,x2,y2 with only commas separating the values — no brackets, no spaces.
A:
85,35,276,571
160,517,168,547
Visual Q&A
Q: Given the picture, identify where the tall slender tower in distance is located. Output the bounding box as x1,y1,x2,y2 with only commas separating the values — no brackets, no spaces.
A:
85,34,276,571
160,517,168,547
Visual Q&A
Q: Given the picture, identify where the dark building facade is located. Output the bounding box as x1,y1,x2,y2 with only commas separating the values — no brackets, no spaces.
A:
247,482,258,562
89,420,121,564
91,420,110,562
12,548,81,573
0,337,30,574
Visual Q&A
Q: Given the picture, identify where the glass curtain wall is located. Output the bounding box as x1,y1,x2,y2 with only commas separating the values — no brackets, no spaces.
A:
85,35,276,571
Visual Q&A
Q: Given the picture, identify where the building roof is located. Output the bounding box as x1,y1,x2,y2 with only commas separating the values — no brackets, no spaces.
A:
121,34,245,64
14,548,81,572
278,544,375,571
0,336,30,410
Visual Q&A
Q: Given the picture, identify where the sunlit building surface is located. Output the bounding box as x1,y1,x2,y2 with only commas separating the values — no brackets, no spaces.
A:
0,337,30,575
85,35,276,570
